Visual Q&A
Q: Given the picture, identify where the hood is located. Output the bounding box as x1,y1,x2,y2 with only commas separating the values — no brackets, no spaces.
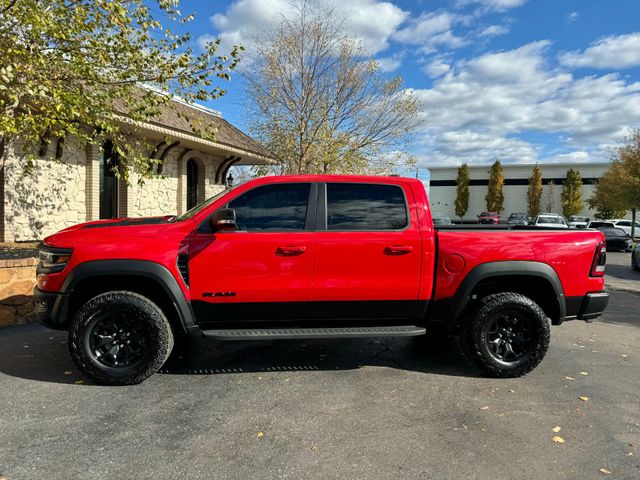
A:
44,215,178,247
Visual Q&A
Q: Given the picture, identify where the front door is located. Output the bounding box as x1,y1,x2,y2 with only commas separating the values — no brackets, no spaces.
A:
189,182,316,326
312,182,423,319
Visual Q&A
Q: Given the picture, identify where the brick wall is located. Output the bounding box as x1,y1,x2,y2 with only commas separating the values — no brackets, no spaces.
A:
0,258,37,327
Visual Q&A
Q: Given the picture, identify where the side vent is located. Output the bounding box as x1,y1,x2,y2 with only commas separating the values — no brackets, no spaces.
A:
177,254,190,287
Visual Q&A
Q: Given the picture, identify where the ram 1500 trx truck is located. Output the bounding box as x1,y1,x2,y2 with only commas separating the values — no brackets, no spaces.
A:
35,175,609,385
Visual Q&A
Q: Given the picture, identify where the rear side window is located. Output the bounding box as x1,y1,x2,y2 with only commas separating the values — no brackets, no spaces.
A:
326,183,408,231
228,183,310,231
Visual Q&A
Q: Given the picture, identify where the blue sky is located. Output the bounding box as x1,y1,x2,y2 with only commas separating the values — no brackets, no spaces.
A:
181,0,640,167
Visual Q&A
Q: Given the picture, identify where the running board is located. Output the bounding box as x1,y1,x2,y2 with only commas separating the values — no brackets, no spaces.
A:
202,325,426,341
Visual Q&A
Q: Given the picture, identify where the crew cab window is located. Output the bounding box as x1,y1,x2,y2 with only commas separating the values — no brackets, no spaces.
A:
326,183,408,231
228,183,310,231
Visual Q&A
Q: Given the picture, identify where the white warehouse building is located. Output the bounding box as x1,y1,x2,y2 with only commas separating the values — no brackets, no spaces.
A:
427,162,611,221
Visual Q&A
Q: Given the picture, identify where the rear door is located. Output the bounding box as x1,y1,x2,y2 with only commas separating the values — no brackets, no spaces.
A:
312,181,423,319
189,182,316,324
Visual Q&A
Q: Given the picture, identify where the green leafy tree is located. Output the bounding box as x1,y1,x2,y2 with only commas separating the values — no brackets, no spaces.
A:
246,1,420,175
485,159,504,213
589,130,640,236
0,0,242,180
561,168,584,217
544,180,556,213
454,163,470,221
527,164,542,218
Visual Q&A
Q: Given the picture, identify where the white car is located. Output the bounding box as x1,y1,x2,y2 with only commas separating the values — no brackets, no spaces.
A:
532,214,568,228
567,216,589,228
606,219,640,238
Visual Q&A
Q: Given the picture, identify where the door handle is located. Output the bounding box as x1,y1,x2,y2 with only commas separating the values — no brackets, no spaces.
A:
276,245,307,256
384,245,413,255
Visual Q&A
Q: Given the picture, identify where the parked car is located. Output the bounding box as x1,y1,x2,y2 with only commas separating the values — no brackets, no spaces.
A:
587,220,615,229
531,214,568,228
507,213,529,226
35,175,609,385
568,216,590,228
597,227,633,252
632,242,640,271
432,216,452,225
606,219,640,238
477,211,501,224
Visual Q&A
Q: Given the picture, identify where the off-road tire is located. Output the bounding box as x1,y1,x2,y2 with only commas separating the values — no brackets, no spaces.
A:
69,291,174,385
632,251,640,271
460,292,550,378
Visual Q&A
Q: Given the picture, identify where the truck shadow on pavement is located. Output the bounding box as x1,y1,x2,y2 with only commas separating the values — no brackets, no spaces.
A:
0,323,481,385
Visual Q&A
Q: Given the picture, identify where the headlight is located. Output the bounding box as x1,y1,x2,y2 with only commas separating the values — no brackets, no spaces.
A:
37,245,73,273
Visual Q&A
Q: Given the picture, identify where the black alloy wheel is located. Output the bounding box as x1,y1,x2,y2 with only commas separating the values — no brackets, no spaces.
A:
485,313,535,364
87,310,150,369
461,292,550,378
69,291,174,385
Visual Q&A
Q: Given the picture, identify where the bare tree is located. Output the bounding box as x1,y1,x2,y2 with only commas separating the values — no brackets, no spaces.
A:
243,1,420,175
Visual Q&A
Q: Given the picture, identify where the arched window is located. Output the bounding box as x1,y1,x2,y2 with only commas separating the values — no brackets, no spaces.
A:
186,158,199,210
100,140,120,219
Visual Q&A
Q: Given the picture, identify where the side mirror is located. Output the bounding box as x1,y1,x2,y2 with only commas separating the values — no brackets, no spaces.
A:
210,208,237,231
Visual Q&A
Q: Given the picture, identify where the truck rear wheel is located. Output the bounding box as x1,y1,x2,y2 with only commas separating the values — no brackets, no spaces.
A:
69,291,174,385
461,292,550,378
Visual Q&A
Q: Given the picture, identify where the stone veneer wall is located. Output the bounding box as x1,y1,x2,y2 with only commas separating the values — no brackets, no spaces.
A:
2,139,232,241
3,137,87,241
0,258,37,327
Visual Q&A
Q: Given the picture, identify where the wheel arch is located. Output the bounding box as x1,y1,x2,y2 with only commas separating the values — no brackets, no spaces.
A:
448,261,566,327
62,260,197,336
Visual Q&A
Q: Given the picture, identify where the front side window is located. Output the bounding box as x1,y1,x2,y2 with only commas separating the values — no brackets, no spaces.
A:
228,183,310,231
326,183,408,231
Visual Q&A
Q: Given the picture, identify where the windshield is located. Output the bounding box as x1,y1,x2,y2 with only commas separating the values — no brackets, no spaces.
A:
569,216,588,222
509,213,526,219
538,216,564,224
174,187,234,221
600,227,626,237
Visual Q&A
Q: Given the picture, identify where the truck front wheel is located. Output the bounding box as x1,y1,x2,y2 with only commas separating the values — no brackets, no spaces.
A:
461,292,550,378
69,291,174,385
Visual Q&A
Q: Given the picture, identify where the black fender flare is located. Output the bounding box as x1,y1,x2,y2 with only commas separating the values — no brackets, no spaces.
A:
61,260,198,335
447,260,566,325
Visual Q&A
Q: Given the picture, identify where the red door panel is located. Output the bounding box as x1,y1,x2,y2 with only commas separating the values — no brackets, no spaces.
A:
312,182,422,313
189,231,314,304
313,230,421,301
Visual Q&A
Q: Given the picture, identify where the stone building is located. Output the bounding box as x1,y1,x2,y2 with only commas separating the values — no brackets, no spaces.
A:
0,99,275,242
428,162,612,220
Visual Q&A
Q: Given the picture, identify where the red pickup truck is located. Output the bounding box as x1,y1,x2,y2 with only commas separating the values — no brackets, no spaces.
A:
35,175,609,385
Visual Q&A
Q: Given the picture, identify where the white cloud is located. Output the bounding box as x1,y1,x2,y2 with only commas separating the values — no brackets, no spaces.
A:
393,12,465,53
479,24,510,37
203,0,408,56
412,41,640,166
560,32,640,69
566,11,579,23
456,0,528,13
423,59,451,78
376,54,403,72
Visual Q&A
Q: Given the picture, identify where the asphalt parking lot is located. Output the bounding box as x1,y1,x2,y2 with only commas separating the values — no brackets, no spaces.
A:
1,258,639,480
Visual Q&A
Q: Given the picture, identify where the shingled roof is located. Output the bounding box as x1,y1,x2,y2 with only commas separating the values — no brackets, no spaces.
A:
114,94,275,161
147,99,273,159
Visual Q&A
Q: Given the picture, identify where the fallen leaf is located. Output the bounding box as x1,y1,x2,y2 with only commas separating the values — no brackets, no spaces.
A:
565,376,575,381
579,396,590,402
622,354,629,358
64,371,73,375
552,436,565,444
74,380,84,385
257,432,264,439
599,468,611,474
508,389,515,393
479,406,489,411
552,426,561,433
579,371,588,376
